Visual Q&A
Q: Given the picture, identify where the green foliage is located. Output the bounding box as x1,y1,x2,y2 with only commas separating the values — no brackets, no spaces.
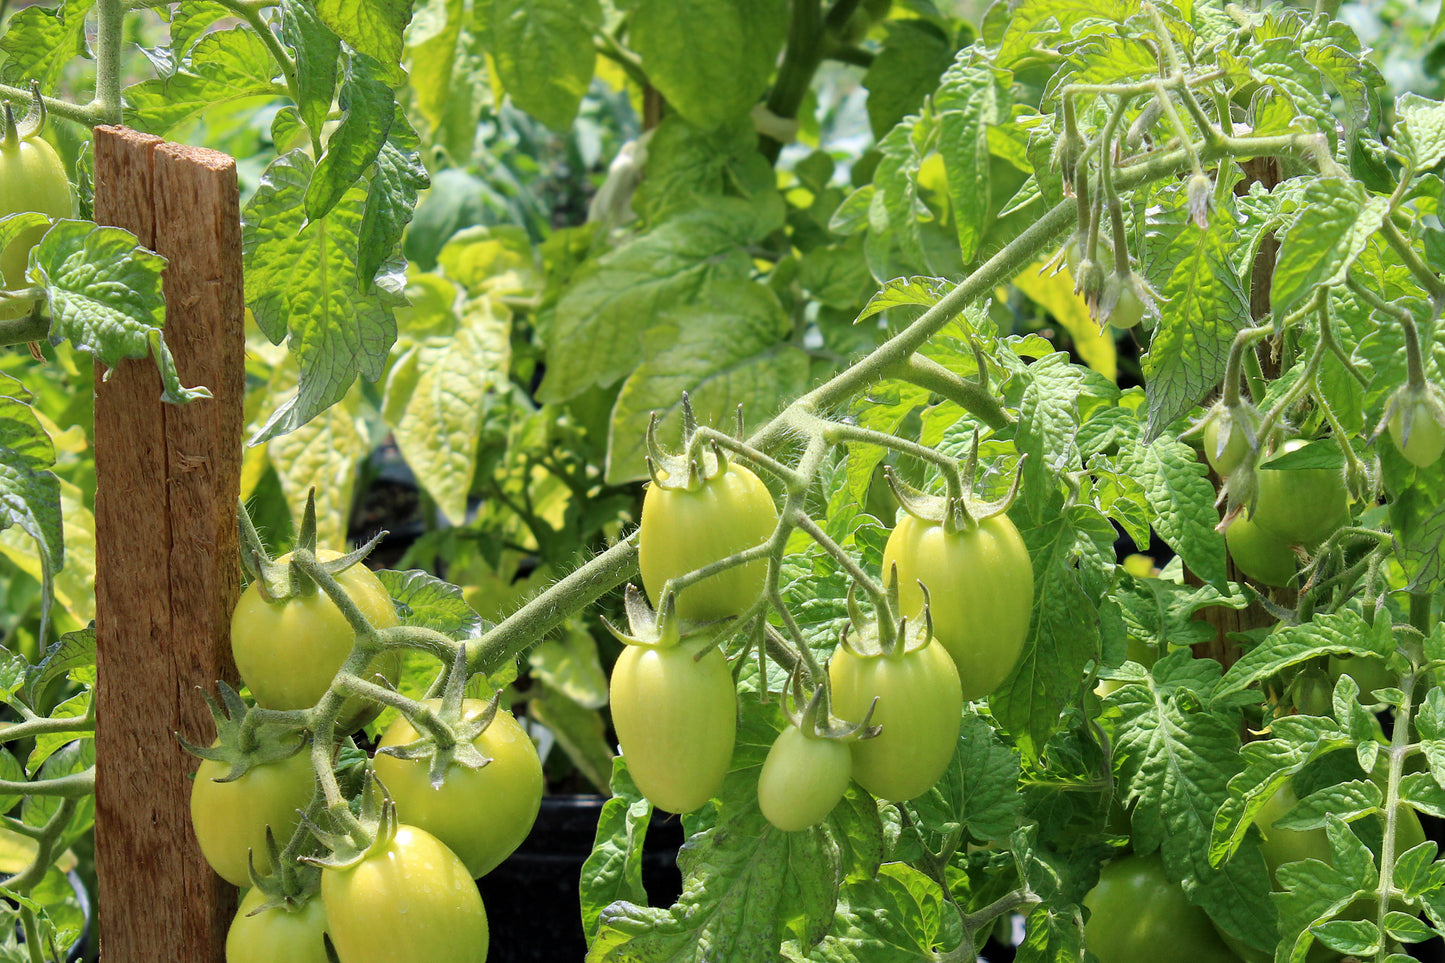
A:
8,0,1445,959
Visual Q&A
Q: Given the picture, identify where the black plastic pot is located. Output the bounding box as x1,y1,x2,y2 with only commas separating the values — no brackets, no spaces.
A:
477,794,684,963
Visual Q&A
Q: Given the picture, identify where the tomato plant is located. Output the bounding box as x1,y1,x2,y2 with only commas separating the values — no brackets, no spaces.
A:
320,822,489,963
224,888,331,963
638,460,777,622
12,0,1445,957
1083,854,1240,963
231,550,402,731
373,698,543,878
882,509,1032,701
190,746,315,888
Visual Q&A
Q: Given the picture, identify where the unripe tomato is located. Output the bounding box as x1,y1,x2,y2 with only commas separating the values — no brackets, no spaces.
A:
191,747,315,887
1327,654,1393,705
1105,283,1145,329
638,462,777,622
1083,854,1239,963
1203,409,1250,476
829,633,961,801
1388,398,1445,468
1252,782,1420,962
1064,238,1144,328
757,726,852,832
225,888,330,963
373,699,543,878
231,551,403,732
1094,636,1156,697
1252,439,1349,547
1253,784,1331,887
882,512,1032,701
321,823,489,963
610,637,737,813
0,129,74,321
1225,513,1296,588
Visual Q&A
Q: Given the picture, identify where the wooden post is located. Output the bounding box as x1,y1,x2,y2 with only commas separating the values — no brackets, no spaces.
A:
91,127,245,961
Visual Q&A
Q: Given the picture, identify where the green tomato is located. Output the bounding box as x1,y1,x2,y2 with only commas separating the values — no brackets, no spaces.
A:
610,637,737,814
828,633,961,801
1327,654,1394,705
1095,636,1157,697
1389,397,1445,468
1203,408,1250,476
191,746,315,888
321,823,489,963
225,888,330,963
231,550,403,732
1083,853,1240,963
1252,439,1349,547
0,129,74,321
1107,283,1145,329
1225,513,1297,588
757,726,852,832
373,699,543,878
638,462,778,622
1064,238,1143,328
882,512,1032,701
1253,784,1331,887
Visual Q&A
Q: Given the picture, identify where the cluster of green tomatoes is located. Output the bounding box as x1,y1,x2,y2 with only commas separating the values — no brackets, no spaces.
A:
188,544,541,963
1202,377,1445,591
626,439,1034,829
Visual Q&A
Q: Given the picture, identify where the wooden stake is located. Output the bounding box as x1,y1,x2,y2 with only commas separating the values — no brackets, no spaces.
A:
92,126,244,962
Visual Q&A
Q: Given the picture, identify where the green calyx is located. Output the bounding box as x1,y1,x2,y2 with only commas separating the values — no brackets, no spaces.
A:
1202,399,1263,477
784,663,880,744
243,827,324,911
1,82,51,152
884,447,1024,537
178,681,309,780
839,577,933,660
374,647,494,788
602,583,724,651
644,391,742,492
300,770,397,872
240,488,384,602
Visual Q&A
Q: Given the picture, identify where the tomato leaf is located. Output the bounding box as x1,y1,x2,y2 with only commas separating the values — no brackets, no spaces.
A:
1271,177,1390,320
1216,610,1395,702
32,221,207,407
124,28,285,135
538,199,774,404
1391,93,1445,172
862,20,954,139
312,0,409,86
244,149,399,443
1138,185,1252,442
580,757,653,944
618,0,788,132
304,49,395,224
484,0,600,133
0,375,61,600
605,279,807,484
1110,649,1277,953
277,0,340,136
